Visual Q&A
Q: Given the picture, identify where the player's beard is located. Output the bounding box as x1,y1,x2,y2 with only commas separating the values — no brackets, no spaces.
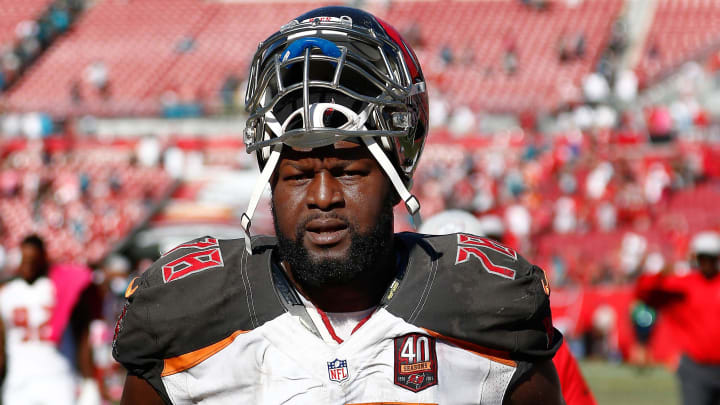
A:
272,198,394,289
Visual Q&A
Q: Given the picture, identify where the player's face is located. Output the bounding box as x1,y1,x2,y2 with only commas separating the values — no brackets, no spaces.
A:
271,141,394,287
18,244,45,282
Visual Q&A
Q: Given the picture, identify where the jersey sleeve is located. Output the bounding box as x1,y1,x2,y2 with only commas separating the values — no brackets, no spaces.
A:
111,255,173,402
635,273,688,306
111,236,237,403
460,259,562,362
112,236,283,403
391,233,562,363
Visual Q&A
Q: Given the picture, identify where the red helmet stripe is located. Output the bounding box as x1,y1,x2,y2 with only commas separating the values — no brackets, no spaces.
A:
375,17,420,81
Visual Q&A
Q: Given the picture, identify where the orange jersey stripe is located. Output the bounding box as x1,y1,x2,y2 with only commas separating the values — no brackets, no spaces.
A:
422,328,517,368
162,330,247,377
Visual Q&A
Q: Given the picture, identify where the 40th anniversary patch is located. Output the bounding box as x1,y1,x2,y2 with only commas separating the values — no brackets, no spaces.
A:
393,333,438,392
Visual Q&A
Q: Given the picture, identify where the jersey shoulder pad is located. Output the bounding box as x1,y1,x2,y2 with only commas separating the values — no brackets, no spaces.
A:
389,232,561,362
112,235,283,398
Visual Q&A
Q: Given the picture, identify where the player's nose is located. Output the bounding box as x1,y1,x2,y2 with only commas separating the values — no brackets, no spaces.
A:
306,170,344,211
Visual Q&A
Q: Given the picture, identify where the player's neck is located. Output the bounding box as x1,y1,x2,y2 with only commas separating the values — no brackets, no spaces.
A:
20,264,48,285
282,252,397,312
22,274,44,285
700,269,718,280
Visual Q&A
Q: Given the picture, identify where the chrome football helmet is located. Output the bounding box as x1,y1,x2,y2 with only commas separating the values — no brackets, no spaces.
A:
241,6,429,252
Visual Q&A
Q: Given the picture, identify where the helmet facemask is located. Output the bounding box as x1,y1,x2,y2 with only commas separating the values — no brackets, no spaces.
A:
241,12,427,253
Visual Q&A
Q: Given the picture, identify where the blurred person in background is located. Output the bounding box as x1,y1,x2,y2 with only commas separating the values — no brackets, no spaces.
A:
628,252,663,368
89,254,134,402
552,341,597,405
635,231,720,405
0,234,103,405
421,210,597,405
96,254,132,323
84,60,110,100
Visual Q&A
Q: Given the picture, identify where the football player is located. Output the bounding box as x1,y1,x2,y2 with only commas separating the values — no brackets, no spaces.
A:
0,235,102,405
116,7,563,404
635,231,720,405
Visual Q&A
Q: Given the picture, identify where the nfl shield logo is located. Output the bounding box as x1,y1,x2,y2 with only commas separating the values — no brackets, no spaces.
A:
327,359,349,383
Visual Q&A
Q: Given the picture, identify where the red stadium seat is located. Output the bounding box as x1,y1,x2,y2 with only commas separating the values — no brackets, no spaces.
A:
5,0,621,115
638,0,720,85
0,0,52,46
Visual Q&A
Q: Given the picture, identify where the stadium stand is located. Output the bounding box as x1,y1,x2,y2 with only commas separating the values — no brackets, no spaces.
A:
637,0,720,86
407,129,720,287
0,0,52,46
3,0,334,116
0,0,53,88
1,0,86,94
4,0,621,116
0,139,174,265
383,0,623,111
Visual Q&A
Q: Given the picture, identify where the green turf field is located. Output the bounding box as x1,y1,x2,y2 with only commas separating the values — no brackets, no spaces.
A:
580,361,679,405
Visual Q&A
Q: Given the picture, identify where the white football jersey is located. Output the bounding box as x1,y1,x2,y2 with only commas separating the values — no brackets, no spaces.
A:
161,308,515,404
114,235,561,404
0,277,75,404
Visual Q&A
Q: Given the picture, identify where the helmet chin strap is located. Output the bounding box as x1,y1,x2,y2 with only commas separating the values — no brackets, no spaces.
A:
240,104,421,254
361,137,422,229
241,142,282,254
241,110,285,254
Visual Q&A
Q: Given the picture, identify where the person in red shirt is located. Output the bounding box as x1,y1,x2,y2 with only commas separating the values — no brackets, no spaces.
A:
553,342,597,405
635,231,720,405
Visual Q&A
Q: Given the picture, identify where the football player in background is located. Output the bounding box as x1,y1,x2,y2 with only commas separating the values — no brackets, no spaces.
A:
115,7,563,404
420,210,597,405
635,230,720,405
0,234,102,405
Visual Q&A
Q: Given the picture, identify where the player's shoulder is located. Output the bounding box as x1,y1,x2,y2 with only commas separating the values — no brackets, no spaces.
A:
130,235,280,291
0,276,20,289
0,276,42,294
133,236,249,288
397,231,542,286
0,276,20,296
390,232,561,362
113,235,285,381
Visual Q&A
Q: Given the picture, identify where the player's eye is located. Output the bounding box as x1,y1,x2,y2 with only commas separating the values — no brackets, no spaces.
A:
282,169,313,182
331,167,365,178
341,170,365,177
289,173,312,181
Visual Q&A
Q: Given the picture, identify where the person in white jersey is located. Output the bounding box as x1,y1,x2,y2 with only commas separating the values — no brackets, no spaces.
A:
0,235,102,405
115,6,564,404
